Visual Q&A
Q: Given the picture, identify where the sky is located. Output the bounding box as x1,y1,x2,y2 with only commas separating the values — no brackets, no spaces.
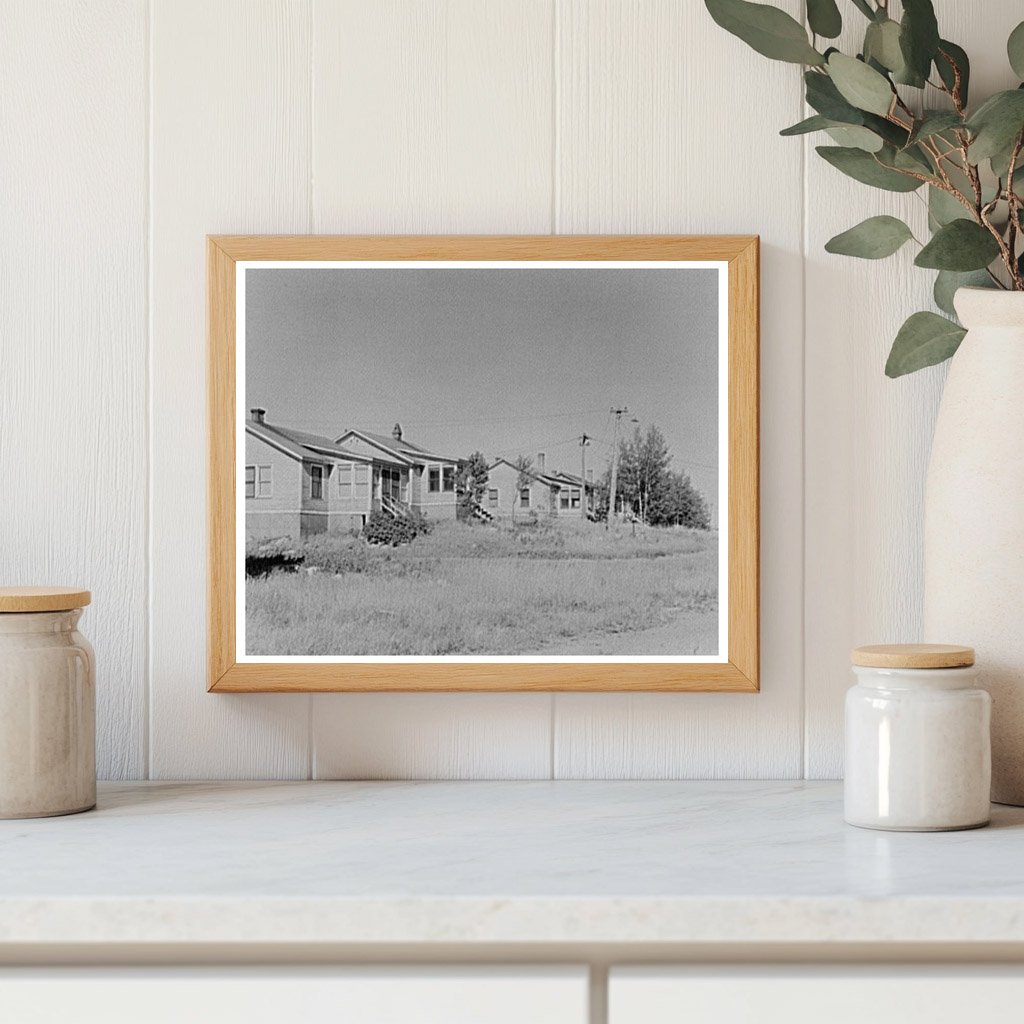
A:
245,266,720,511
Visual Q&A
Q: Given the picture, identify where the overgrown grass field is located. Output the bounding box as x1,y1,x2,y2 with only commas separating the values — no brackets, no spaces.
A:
246,519,718,656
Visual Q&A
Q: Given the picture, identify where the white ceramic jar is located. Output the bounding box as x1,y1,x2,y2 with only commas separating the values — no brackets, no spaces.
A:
0,587,95,818
844,644,990,832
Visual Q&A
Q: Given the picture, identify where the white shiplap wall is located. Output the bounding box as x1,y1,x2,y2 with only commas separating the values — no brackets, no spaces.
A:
2,0,1016,780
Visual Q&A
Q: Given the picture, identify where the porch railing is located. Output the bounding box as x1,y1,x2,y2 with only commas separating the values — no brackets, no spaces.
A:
380,493,411,519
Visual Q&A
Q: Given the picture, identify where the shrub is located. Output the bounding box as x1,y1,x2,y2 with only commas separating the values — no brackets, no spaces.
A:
245,536,304,578
362,509,431,546
299,534,373,575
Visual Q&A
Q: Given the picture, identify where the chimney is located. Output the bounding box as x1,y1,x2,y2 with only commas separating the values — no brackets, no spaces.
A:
250,407,266,424
537,452,546,474
392,422,403,441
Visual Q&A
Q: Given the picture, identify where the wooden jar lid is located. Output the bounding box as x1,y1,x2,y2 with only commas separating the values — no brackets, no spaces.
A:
0,587,91,613
851,643,975,669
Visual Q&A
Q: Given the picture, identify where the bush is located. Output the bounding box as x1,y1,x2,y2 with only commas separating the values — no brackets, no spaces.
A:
299,534,372,575
362,509,431,546
245,537,304,578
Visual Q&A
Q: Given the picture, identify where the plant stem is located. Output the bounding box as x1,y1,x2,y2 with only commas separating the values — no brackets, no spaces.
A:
935,47,967,117
1006,137,1024,289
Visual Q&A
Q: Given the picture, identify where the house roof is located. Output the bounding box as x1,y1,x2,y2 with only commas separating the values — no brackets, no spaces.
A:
487,458,592,490
359,430,428,455
247,420,372,463
336,428,457,464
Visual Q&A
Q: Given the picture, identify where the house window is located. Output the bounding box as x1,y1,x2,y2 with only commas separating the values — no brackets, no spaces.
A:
571,489,581,509
442,466,455,492
559,489,570,510
245,465,272,498
338,464,352,494
487,488,499,508
354,464,369,501
428,467,441,493
310,464,324,500
520,487,531,507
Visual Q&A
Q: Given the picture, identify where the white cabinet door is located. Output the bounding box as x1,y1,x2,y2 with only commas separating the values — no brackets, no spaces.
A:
0,967,588,1024
610,967,1024,1024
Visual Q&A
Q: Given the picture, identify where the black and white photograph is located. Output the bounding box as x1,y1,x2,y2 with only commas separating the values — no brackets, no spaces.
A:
240,262,725,660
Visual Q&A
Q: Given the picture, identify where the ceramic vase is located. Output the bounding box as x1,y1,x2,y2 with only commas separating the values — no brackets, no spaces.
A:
923,287,1024,805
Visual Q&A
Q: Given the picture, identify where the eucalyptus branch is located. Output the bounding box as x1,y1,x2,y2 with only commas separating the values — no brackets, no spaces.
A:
704,0,1024,375
963,149,984,211
935,47,966,116
1007,137,1024,287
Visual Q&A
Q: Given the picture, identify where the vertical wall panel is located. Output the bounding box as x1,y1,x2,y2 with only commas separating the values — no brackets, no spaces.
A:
308,0,557,779
803,2,1024,778
8,0,1011,781
551,0,806,777
148,0,312,778
0,1,148,779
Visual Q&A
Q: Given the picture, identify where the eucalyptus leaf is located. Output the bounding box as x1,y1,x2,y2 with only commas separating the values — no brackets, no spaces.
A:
935,40,970,107
805,70,868,124
967,89,1024,163
907,111,963,147
1009,21,1024,80
885,311,966,378
990,131,1024,182
915,220,1001,271
780,114,834,136
942,161,985,206
705,0,825,64
827,53,894,116
864,19,905,75
899,0,940,83
807,0,841,39
880,143,933,176
863,112,910,148
826,125,884,152
850,0,875,19
816,145,923,192
928,185,970,227
934,270,992,318
825,215,914,259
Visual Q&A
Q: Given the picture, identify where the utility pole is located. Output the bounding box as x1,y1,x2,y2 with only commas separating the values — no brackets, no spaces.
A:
580,433,591,521
606,407,628,530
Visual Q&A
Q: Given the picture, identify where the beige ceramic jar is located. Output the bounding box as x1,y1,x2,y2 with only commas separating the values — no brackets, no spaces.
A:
0,587,95,818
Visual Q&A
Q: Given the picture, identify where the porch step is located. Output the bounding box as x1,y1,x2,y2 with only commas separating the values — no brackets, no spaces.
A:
470,502,495,523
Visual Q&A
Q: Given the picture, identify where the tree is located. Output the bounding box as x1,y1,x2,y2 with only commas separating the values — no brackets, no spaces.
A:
647,470,710,529
601,423,710,529
630,426,672,523
608,426,672,523
456,451,489,520
512,454,533,524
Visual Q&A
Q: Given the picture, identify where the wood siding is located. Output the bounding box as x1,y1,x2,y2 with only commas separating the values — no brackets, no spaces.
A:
6,0,1015,778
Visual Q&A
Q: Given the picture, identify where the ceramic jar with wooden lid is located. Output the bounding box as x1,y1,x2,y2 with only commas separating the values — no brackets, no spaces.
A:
844,644,991,832
0,587,95,818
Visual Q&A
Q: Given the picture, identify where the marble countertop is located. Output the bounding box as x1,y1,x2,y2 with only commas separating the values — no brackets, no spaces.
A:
2,780,1024,948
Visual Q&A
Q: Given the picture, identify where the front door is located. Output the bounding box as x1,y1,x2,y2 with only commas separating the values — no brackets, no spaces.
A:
381,466,401,502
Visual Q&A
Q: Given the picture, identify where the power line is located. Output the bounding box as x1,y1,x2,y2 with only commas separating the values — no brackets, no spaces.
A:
366,407,608,429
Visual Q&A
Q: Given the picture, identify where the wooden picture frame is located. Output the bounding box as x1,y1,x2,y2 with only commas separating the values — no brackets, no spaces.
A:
208,235,759,692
